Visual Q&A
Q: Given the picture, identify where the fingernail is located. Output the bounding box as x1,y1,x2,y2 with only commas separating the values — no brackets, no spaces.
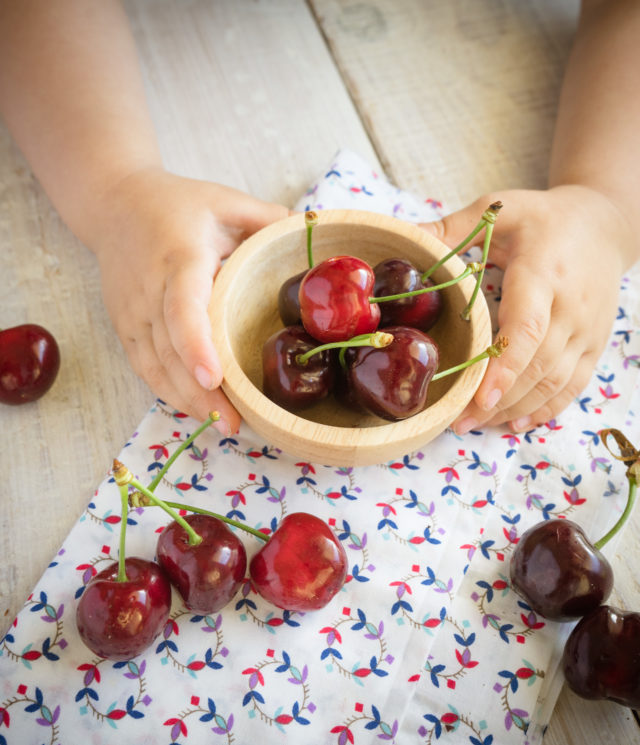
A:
212,416,232,437
454,417,477,435
484,388,502,411
195,364,215,391
512,416,531,432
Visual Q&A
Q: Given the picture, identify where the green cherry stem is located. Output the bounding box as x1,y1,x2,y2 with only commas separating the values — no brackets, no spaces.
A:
113,459,203,547
148,411,220,493
421,201,502,282
594,429,640,550
369,262,484,304
296,330,394,366
431,336,509,381
162,500,270,543
305,210,318,268
117,483,130,582
461,203,502,320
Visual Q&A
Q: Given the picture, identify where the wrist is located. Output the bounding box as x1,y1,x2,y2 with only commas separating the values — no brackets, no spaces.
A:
547,183,640,271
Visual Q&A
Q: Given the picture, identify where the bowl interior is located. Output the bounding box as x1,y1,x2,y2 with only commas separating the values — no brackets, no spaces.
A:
210,210,492,464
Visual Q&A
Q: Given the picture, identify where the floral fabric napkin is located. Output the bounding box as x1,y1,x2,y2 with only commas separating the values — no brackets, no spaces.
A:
2,149,639,745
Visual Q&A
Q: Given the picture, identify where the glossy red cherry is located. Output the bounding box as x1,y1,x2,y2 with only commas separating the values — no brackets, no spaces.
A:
0,323,60,404
299,255,380,343
344,325,439,420
373,258,443,331
262,325,335,411
249,512,348,611
562,605,640,707
156,514,247,614
509,518,613,621
76,557,172,660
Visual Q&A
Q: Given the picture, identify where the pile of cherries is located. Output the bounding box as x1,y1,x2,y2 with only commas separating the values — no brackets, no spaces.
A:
509,428,640,708
263,208,501,421
76,413,348,661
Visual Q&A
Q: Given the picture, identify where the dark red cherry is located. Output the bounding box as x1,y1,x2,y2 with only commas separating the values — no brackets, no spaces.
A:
0,323,61,404
509,518,613,621
156,514,247,614
344,325,439,420
278,269,307,326
262,325,334,411
76,557,172,660
249,512,348,611
373,258,443,331
299,255,380,343
562,605,640,707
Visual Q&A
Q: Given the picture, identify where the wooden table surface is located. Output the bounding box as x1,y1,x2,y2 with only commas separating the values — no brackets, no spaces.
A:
2,1,639,742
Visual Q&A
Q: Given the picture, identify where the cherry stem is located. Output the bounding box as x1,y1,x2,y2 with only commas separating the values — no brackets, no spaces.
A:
431,336,509,381
461,208,500,320
117,483,130,582
369,263,483,304
131,476,204,546
148,411,220,492
594,428,640,550
421,201,502,282
305,210,318,268
161,500,270,543
113,459,203,547
296,330,394,366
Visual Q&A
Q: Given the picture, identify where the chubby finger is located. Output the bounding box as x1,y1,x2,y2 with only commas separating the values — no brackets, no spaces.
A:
489,351,598,432
473,259,555,411
148,319,241,433
164,254,223,392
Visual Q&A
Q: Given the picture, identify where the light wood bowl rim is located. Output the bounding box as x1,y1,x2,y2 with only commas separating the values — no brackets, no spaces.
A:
209,209,492,466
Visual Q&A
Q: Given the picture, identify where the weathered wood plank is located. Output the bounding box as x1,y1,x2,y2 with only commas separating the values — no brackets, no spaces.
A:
1,0,376,633
310,0,640,742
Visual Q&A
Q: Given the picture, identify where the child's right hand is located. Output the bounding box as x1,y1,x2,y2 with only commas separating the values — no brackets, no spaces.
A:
89,166,290,433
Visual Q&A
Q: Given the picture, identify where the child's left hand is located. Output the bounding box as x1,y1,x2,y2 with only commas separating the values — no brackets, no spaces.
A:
422,185,636,433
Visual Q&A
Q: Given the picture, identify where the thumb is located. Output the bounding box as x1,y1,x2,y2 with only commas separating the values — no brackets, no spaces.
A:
420,195,501,252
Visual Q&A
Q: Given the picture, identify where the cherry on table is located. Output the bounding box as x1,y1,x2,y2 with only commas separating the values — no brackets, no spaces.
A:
562,604,640,708
344,325,439,420
249,512,348,611
0,323,60,404
373,257,443,331
156,513,247,614
76,556,172,661
509,518,613,621
262,325,335,411
299,255,380,343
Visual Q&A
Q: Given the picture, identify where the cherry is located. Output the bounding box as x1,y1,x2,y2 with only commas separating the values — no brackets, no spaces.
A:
156,513,247,614
75,557,172,660
262,325,335,411
278,269,306,326
343,325,439,420
373,258,442,331
249,512,348,611
562,605,640,707
0,323,60,404
299,255,380,343
509,519,613,621
277,211,318,326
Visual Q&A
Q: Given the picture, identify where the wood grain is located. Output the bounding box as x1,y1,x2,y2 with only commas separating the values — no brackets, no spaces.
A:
1,0,638,742
309,0,640,742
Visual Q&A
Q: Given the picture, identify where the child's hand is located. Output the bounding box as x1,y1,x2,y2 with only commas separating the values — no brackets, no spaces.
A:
89,167,290,432
422,185,635,434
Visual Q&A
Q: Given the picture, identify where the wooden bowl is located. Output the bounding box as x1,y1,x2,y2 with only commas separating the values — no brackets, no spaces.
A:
209,209,492,466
